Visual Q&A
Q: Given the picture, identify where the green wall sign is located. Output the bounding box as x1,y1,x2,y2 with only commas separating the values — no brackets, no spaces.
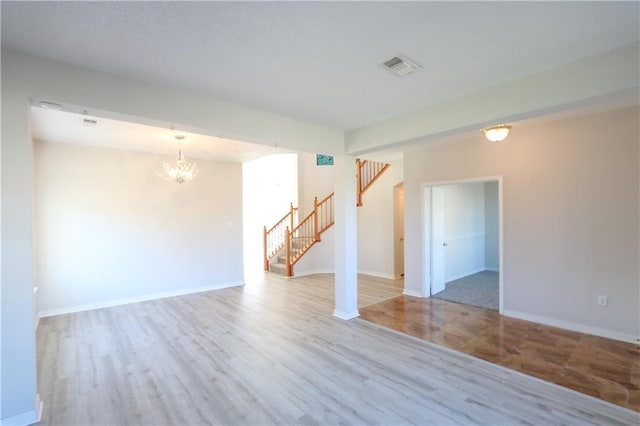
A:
316,154,334,166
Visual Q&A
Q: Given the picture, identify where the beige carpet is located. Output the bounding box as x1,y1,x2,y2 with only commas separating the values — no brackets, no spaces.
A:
433,270,499,310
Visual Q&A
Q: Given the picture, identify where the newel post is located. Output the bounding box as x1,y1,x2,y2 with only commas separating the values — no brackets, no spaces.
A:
289,202,294,230
285,226,292,277
313,196,320,241
356,159,363,207
263,226,269,271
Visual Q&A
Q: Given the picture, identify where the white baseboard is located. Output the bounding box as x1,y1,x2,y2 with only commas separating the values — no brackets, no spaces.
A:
292,269,334,277
357,270,396,280
403,289,424,298
502,309,638,344
38,281,245,318
294,269,397,280
333,309,360,320
2,394,43,426
485,267,499,272
446,267,485,283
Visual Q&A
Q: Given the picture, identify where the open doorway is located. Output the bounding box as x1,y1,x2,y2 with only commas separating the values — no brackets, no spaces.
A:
425,178,502,311
393,183,404,278
242,154,298,282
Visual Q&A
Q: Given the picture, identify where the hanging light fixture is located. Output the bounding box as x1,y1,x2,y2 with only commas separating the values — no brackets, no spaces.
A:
482,124,512,142
163,135,198,184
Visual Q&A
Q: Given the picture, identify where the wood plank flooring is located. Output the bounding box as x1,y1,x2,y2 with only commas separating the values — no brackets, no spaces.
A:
37,273,638,425
360,295,640,412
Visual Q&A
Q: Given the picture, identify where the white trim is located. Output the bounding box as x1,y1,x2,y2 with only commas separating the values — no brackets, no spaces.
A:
35,395,43,426
288,269,397,280
445,267,486,284
485,267,500,272
498,176,504,314
421,184,431,297
38,281,245,318
421,175,504,188
332,310,360,320
357,270,396,280
2,394,43,426
402,289,424,298
502,309,639,344
34,287,40,332
292,269,334,277
422,176,504,314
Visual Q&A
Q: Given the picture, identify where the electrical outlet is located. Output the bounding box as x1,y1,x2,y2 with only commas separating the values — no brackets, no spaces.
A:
597,295,608,306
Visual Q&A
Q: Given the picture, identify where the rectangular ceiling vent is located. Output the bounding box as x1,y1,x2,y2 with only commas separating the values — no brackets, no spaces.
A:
381,55,422,77
81,117,99,127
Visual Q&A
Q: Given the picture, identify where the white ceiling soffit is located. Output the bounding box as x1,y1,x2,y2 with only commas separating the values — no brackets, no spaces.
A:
397,92,640,154
30,107,288,162
2,2,638,130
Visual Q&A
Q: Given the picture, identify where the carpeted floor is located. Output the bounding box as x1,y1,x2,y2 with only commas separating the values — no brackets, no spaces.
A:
433,270,499,310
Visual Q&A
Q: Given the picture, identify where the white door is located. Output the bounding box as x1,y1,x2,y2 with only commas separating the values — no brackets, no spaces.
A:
431,186,446,295
394,185,405,278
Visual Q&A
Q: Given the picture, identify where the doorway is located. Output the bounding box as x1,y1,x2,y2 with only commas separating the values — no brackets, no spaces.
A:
242,153,298,282
424,178,502,312
393,183,405,279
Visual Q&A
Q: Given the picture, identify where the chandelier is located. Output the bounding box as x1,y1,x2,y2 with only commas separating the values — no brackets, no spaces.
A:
163,135,198,184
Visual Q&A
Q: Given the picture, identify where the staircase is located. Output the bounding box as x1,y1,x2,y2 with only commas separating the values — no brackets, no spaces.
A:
264,159,390,277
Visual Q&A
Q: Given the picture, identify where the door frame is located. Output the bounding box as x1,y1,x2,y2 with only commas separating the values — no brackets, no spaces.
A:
393,182,404,279
422,176,504,313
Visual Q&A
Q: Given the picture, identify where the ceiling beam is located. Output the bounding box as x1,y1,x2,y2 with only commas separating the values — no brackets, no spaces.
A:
345,43,639,155
2,49,345,155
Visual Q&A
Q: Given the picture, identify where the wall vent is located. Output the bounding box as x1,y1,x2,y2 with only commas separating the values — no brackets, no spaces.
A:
380,55,422,77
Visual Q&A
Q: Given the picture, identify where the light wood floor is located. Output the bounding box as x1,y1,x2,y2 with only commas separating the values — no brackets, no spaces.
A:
37,273,637,425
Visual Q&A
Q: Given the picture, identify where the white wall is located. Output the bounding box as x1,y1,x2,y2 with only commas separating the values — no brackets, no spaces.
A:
298,153,336,217
1,48,342,421
357,159,403,279
242,154,298,280
34,141,244,315
1,92,39,423
404,107,639,342
294,153,336,274
484,181,499,271
440,182,486,282
293,154,403,278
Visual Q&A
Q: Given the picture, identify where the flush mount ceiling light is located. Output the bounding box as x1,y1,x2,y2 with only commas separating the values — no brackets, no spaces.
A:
482,124,512,142
162,134,198,184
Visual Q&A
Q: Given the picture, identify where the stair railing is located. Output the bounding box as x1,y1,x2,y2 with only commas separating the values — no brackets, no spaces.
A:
264,158,389,276
263,202,297,271
284,193,334,276
356,159,390,206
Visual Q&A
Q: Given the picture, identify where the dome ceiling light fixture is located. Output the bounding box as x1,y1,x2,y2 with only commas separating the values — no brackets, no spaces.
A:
482,124,512,142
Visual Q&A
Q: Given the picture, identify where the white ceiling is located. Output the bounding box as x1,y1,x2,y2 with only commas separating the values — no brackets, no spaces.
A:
30,107,288,162
3,2,638,130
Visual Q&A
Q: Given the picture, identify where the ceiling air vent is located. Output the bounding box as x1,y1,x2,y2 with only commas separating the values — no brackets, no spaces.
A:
381,55,422,77
81,117,99,127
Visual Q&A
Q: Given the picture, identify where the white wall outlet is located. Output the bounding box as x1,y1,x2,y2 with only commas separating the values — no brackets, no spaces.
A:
597,295,608,306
